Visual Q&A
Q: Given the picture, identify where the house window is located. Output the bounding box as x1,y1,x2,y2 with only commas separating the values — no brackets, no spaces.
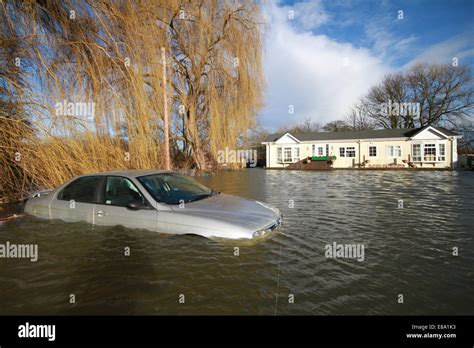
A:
412,144,421,162
326,144,329,157
317,147,323,156
293,147,300,162
423,144,436,161
312,144,316,156
284,147,293,162
346,147,356,157
412,143,444,162
369,146,377,157
278,146,300,163
339,147,355,157
386,145,401,157
438,144,446,161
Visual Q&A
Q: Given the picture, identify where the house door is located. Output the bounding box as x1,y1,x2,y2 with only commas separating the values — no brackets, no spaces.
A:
312,144,328,157
317,145,324,156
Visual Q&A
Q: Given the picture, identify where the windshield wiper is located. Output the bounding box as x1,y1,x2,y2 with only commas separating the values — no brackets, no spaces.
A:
186,193,213,203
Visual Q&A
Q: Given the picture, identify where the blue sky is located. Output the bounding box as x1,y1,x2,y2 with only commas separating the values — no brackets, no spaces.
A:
260,0,474,130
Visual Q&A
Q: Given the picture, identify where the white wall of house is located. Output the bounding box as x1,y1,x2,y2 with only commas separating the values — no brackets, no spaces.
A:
263,127,459,169
266,133,301,168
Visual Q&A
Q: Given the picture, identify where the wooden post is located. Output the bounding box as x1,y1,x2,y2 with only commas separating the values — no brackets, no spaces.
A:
161,47,171,170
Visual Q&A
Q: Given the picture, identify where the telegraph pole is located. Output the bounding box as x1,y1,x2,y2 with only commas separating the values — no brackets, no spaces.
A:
161,46,171,170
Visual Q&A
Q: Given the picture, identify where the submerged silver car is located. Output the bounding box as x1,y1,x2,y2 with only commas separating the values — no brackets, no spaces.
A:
24,170,282,239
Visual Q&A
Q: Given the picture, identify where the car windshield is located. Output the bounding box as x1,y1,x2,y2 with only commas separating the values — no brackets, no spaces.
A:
137,172,214,205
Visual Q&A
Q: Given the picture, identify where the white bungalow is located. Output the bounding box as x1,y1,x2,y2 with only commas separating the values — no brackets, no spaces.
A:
261,126,462,170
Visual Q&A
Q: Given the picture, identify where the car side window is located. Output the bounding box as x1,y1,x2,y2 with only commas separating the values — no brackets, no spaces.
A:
58,176,102,203
104,176,144,207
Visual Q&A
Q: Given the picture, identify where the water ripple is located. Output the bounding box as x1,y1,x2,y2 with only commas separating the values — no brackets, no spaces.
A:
0,169,473,314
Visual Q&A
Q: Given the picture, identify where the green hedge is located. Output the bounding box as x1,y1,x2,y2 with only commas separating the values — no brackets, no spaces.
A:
310,156,337,161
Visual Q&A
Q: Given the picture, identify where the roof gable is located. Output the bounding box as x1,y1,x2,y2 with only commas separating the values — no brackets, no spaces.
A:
411,126,455,140
274,132,300,144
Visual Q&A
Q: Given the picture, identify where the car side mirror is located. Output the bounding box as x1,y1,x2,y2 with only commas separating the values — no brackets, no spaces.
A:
126,200,145,210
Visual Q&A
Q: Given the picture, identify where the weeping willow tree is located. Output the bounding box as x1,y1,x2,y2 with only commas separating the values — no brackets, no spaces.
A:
0,0,264,201
161,0,265,170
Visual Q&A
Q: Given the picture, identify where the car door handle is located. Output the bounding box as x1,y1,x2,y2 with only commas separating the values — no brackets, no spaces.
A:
96,210,106,217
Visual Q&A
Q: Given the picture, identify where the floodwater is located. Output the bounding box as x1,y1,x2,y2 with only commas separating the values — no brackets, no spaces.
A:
0,169,473,315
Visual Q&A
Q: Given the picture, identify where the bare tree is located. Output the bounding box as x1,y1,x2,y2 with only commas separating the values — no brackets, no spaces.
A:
345,103,376,130
358,72,412,129
322,120,352,132
407,63,473,127
300,117,323,132
276,117,322,134
354,63,473,129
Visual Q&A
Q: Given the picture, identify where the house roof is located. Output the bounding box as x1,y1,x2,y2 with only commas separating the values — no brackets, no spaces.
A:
262,126,459,143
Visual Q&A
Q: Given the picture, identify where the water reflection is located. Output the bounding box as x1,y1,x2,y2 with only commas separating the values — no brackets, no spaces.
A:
0,169,473,315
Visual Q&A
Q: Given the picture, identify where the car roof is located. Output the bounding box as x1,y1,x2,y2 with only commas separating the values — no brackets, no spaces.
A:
83,169,173,179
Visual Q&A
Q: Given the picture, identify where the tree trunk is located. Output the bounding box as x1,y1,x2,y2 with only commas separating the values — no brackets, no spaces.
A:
186,106,207,170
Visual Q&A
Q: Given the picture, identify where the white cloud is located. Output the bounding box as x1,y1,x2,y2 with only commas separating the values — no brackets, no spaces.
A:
260,1,391,130
284,0,329,31
364,20,418,64
404,33,474,68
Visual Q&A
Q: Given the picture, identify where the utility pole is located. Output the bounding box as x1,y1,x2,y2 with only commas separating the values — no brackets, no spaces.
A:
161,46,171,170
